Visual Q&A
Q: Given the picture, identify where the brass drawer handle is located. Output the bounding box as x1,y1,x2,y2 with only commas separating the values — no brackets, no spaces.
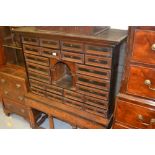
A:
1,79,6,83
4,90,8,95
144,79,155,91
16,84,21,88
151,44,155,51
150,118,155,124
18,96,24,101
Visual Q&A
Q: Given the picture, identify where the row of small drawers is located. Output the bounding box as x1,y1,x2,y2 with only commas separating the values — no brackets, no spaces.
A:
29,80,108,118
0,73,27,104
22,36,112,56
23,44,112,68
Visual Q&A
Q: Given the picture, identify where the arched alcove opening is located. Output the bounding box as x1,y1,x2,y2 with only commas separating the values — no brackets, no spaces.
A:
53,62,73,89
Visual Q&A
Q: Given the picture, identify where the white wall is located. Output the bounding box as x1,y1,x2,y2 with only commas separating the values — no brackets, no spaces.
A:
111,26,128,30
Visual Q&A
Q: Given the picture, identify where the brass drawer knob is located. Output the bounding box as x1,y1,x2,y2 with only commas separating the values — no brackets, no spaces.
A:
18,96,24,101
144,79,155,91
16,84,21,88
4,91,8,95
1,79,6,83
151,44,155,51
150,118,155,124
138,114,144,121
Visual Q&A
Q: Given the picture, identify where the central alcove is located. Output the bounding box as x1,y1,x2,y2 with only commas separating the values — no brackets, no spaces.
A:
52,62,73,89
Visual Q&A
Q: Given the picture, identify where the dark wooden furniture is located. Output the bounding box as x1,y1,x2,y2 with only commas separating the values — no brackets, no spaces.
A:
113,26,155,129
13,26,127,129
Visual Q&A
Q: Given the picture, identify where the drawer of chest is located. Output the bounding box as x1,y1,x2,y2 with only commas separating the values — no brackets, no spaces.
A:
24,53,49,66
31,86,46,97
77,64,111,79
0,74,10,90
22,36,39,46
61,41,83,53
85,54,112,68
28,71,51,84
115,99,155,129
64,89,84,102
77,84,109,100
23,44,41,56
127,65,155,99
45,84,63,95
40,38,60,49
62,51,84,63
26,62,50,76
132,29,155,65
63,97,84,110
77,74,110,90
85,45,112,57
41,47,60,59
3,98,28,118
46,91,63,102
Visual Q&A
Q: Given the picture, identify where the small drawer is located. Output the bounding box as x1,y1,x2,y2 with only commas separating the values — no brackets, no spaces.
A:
23,44,40,56
29,79,45,90
127,65,155,99
115,99,155,129
28,71,51,84
31,87,46,97
85,54,112,68
22,36,39,46
64,97,84,110
64,89,84,102
85,96,108,110
85,45,112,57
0,74,9,90
3,98,28,118
46,91,63,102
77,74,110,90
62,41,83,53
24,53,49,66
26,62,50,76
132,29,155,65
45,84,63,95
77,84,109,100
40,38,60,49
77,64,111,79
62,51,84,63
41,47,60,59
84,103,108,118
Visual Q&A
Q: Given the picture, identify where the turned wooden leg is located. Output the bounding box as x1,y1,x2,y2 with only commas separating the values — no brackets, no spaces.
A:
28,107,37,129
2,101,10,116
49,116,54,129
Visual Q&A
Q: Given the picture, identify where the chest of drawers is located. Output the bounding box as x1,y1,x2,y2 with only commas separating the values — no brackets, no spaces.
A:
13,26,127,128
113,27,155,129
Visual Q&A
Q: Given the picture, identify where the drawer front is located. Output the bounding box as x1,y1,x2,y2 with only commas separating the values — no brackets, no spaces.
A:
77,64,111,79
132,29,155,65
64,89,84,102
29,79,45,90
64,97,84,110
112,122,130,129
22,36,39,46
26,62,50,76
46,91,63,102
3,98,28,118
45,84,63,95
85,96,108,110
77,84,109,100
28,71,51,84
62,51,84,63
41,47,60,59
85,54,112,68
31,87,46,97
40,39,60,49
127,65,155,99
115,99,155,129
23,44,40,56
77,74,110,90
0,74,10,90
24,53,49,66
62,41,83,53
85,45,112,57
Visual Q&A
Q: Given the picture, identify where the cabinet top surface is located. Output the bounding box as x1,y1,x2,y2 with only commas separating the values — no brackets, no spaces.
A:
13,26,127,44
